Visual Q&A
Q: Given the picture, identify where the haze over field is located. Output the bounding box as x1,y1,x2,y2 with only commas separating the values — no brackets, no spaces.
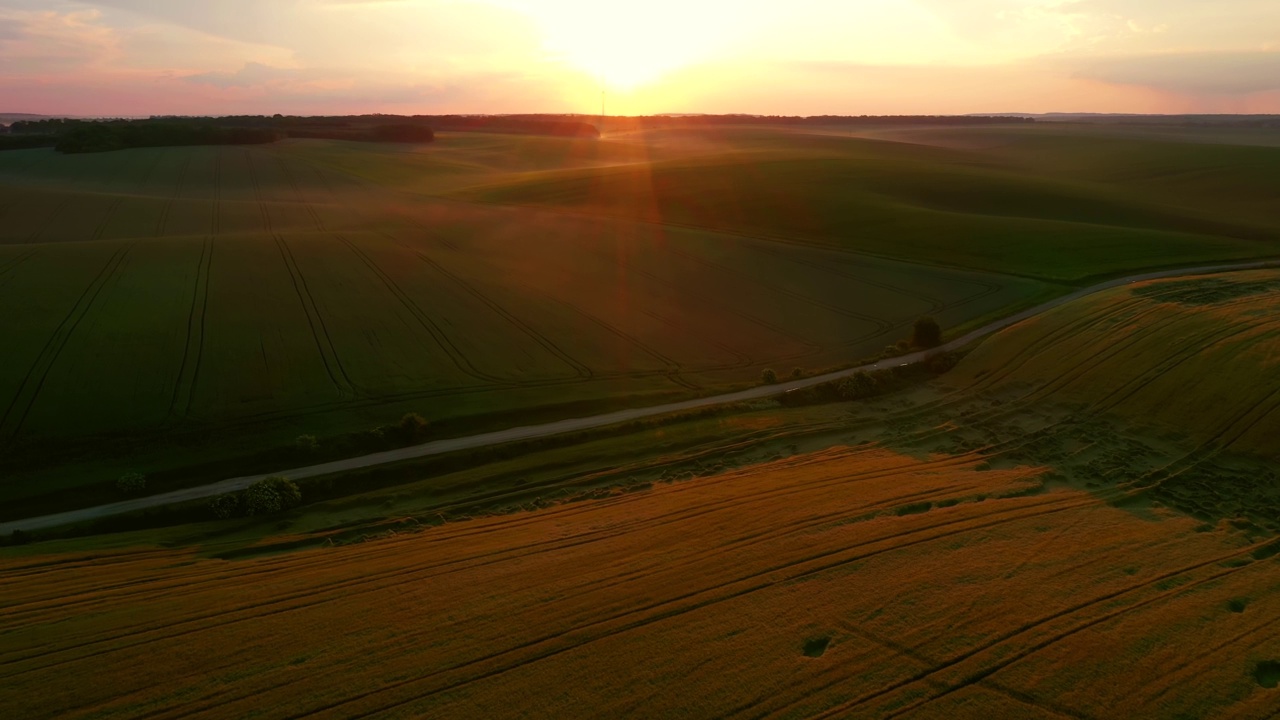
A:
2,0,1280,116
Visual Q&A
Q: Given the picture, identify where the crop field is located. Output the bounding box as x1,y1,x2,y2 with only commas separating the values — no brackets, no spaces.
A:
941,269,1280,459
0,132,1055,509
6,444,1280,719
455,125,1280,281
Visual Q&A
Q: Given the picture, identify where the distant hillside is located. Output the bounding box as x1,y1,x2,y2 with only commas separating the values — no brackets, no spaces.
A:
972,112,1280,127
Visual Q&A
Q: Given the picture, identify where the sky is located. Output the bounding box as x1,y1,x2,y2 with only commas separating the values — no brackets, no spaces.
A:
1,0,1278,117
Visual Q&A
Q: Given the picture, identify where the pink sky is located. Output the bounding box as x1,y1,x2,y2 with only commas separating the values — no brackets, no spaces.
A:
2,0,1279,117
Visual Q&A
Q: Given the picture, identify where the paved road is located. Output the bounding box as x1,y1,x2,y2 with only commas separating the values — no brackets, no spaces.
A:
5,259,1279,535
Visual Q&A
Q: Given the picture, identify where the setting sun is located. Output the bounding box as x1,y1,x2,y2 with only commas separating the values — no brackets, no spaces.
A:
497,0,764,89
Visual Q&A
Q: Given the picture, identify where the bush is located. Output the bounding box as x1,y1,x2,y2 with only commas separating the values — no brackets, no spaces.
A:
761,368,778,384
399,413,429,443
295,434,319,453
924,351,959,374
791,367,804,379
208,477,302,519
912,316,943,349
207,493,241,520
116,472,146,495
242,476,303,516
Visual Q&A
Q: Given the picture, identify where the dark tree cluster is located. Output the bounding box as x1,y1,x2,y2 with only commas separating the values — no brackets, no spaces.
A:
911,316,943,349
0,134,57,151
6,116,438,153
423,116,600,138
0,111,1050,155
52,121,281,154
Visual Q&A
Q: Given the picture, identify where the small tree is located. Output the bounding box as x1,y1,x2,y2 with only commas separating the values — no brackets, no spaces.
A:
399,413,429,443
761,368,778,384
116,472,146,495
791,367,804,379
295,434,319,453
912,316,943,349
847,371,877,399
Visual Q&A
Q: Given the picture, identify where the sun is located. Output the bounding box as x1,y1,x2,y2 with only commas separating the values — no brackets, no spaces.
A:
542,20,703,90
500,0,752,90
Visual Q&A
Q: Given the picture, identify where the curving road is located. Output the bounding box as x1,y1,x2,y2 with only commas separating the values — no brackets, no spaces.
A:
5,258,1279,535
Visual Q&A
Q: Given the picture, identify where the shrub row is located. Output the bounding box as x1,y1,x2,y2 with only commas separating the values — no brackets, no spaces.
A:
208,476,303,520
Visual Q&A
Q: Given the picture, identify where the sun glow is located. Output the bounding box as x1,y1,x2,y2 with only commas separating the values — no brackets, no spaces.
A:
494,0,766,90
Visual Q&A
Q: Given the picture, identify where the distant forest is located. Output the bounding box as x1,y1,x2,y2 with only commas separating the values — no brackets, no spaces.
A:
0,113,1038,154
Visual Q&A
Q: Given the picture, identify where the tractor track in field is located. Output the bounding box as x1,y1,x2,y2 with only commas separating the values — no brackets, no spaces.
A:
802,540,1273,720
291,149,836,379
272,234,357,400
248,150,356,401
661,243,895,335
0,243,136,441
481,220,834,363
294,156,599,388
282,154,606,384
88,198,124,243
0,417,1259,691
295,153,764,382
211,152,222,237
823,299,1237,464
0,423,859,639
747,241,953,315
0,459,1093,684
336,234,517,386
87,149,163,244
390,238,594,381
750,240,1014,341
168,236,213,419
267,150,328,234
280,153,574,390
154,155,191,238
626,264,826,362
275,487,1236,720
0,249,37,288
640,309,755,370
532,292,700,390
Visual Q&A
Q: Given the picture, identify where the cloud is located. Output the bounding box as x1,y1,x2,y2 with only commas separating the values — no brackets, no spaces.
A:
0,9,120,72
185,62,314,89
1064,51,1280,94
0,18,24,40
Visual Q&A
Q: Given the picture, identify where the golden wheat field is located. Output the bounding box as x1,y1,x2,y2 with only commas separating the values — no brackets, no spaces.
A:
5,444,1280,719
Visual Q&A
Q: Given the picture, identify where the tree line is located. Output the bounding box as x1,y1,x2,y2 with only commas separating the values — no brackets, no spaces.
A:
1,112,1039,154
3,117,440,154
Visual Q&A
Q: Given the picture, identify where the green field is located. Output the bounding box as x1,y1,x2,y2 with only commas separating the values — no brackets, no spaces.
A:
457,125,1280,280
2,123,1278,515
